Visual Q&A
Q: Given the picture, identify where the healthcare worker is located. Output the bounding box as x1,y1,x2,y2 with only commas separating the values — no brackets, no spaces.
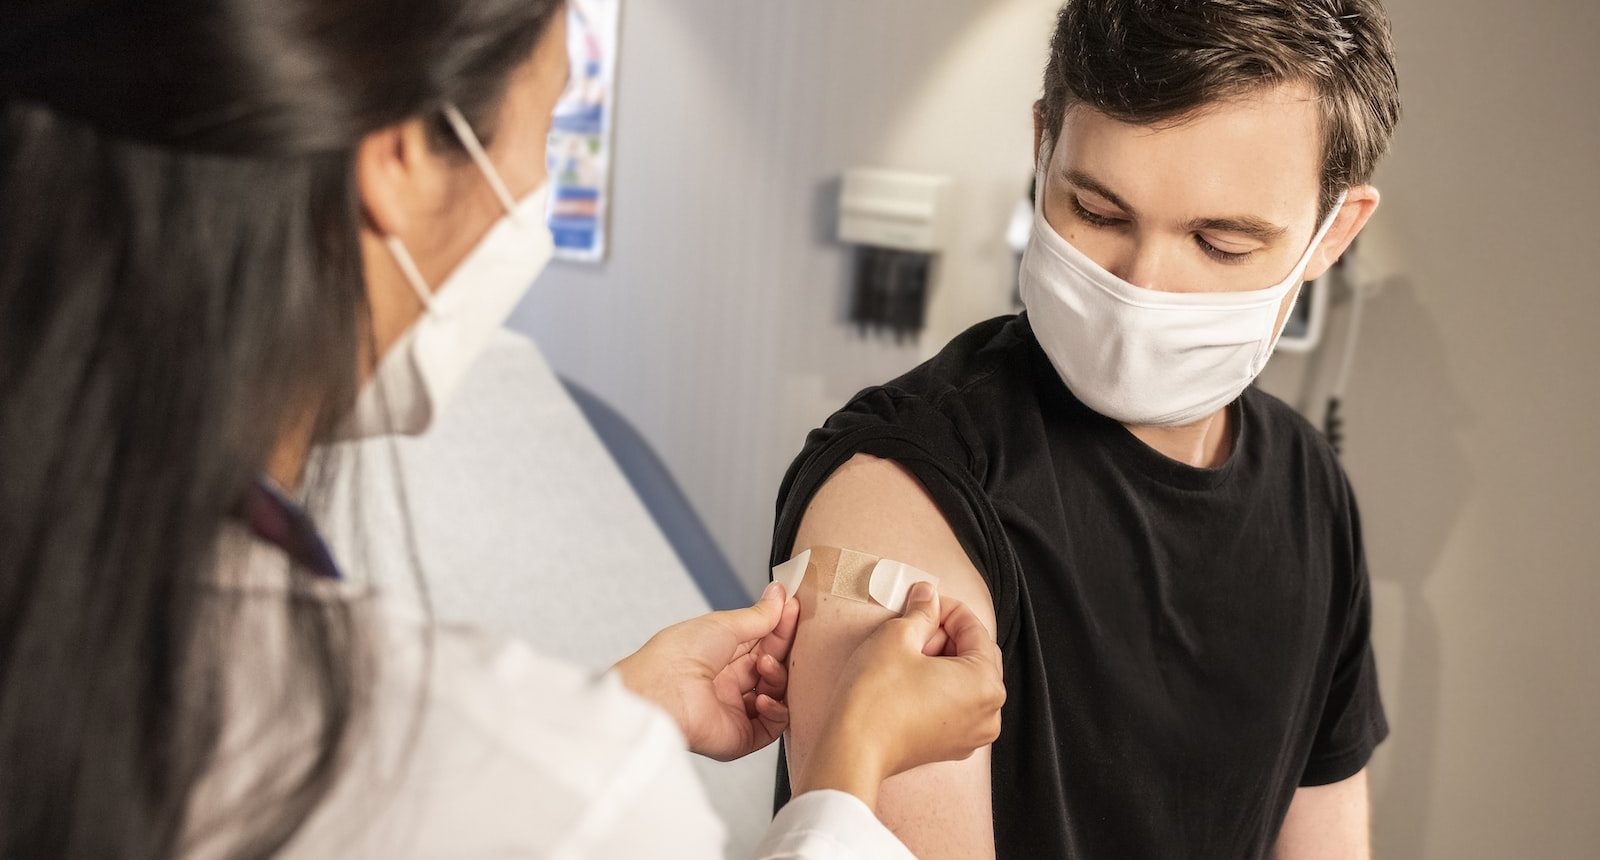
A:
0,1,1005,858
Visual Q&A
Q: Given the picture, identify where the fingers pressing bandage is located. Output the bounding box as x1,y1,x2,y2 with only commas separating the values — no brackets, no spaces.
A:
769,546,939,614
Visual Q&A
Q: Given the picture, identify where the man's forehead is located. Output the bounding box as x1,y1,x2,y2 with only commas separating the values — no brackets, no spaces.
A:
1055,83,1324,225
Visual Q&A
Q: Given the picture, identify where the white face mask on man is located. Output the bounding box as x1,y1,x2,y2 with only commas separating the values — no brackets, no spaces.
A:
1019,153,1345,428
341,103,554,439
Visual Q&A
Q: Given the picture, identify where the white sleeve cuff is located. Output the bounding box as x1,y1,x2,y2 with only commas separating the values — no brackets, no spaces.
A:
752,789,916,859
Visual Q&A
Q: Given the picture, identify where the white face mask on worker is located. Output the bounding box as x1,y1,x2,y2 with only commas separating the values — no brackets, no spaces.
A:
1019,156,1344,428
340,104,554,439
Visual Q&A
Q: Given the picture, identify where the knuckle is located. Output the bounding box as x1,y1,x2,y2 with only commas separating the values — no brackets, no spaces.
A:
878,616,908,635
890,619,923,646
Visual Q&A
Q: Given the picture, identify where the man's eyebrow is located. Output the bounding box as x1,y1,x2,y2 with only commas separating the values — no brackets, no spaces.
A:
1183,214,1288,243
1063,169,1136,215
1064,167,1289,242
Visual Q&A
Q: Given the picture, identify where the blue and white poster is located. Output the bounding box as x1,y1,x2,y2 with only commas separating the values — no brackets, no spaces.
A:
547,0,620,263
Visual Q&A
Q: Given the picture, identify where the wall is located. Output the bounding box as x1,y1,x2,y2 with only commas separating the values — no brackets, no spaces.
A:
510,0,1060,587
510,0,1600,855
1262,0,1600,855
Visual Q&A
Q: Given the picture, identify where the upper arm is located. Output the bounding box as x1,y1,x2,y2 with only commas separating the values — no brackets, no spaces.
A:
781,454,998,860
1272,769,1372,860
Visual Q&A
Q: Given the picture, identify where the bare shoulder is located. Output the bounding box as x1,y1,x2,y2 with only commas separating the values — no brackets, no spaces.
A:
782,453,997,859
787,453,996,632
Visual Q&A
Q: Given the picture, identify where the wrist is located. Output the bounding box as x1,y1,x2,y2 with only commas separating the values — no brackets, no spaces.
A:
611,653,663,714
610,654,641,695
612,648,702,753
795,709,888,812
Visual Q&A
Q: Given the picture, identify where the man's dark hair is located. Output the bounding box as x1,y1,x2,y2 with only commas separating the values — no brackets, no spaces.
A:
1042,0,1401,219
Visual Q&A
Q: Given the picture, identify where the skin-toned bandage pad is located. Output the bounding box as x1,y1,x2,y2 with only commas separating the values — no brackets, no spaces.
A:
770,546,939,614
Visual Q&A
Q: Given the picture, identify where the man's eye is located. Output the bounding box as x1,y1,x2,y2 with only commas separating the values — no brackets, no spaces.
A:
1071,196,1125,228
1195,235,1255,265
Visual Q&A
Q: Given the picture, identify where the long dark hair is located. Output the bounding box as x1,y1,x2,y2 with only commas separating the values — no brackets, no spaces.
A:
0,1,561,857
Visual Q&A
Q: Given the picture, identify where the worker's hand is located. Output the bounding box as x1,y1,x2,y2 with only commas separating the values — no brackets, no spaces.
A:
795,583,1005,810
613,582,799,762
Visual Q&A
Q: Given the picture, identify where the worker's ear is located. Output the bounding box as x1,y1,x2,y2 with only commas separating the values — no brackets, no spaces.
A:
355,118,451,240
1303,185,1380,282
353,118,462,368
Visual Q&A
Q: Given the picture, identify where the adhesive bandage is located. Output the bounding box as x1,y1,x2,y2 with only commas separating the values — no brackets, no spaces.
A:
769,546,939,614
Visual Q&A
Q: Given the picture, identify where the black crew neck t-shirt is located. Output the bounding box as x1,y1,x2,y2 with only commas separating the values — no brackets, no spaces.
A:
770,314,1387,859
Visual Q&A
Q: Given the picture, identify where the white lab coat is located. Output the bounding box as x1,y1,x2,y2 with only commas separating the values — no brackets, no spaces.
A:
186,527,915,859
316,328,785,853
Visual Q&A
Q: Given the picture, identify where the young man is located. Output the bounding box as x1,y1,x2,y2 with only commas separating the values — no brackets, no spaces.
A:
771,1,1400,857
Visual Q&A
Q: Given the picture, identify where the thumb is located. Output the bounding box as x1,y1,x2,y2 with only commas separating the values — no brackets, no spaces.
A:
897,581,941,638
712,582,786,643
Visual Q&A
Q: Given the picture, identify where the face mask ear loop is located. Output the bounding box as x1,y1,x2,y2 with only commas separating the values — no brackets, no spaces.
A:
1034,141,1054,213
442,103,521,221
1255,191,1351,372
384,235,438,315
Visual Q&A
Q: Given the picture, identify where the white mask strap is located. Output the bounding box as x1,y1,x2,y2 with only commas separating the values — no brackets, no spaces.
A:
384,235,437,314
442,103,521,218
1295,191,1349,274
382,103,524,316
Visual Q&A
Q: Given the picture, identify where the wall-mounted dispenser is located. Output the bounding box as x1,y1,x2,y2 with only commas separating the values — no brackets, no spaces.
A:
838,168,952,340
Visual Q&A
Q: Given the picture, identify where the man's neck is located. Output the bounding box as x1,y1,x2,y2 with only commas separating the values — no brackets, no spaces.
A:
1124,405,1234,469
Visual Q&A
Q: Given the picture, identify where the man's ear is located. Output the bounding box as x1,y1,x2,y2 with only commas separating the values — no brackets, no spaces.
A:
1032,99,1046,166
1304,184,1380,282
355,118,440,240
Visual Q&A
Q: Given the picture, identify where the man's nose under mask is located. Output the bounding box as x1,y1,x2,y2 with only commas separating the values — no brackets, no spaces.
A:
339,105,555,440
1018,162,1345,428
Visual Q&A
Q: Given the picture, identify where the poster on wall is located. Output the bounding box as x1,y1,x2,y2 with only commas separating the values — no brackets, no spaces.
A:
546,0,620,263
